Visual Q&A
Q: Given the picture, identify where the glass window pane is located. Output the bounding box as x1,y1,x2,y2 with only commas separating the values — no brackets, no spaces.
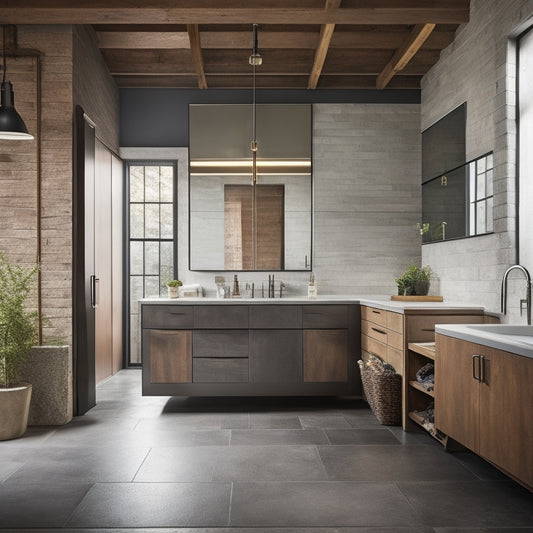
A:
160,241,174,286
487,153,493,170
130,204,144,239
477,158,486,174
130,275,144,307
160,166,174,202
160,204,174,239
129,166,144,202
486,169,493,197
486,197,494,232
145,166,160,202
477,201,486,234
130,241,144,275
469,202,476,236
144,276,160,298
144,241,160,275
469,163,476,199
130,315,141,364
477,172,486,198
144,204,160,239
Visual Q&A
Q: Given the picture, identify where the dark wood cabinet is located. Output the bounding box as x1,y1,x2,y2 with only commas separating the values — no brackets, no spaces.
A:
303,329,348,382
142,302,360,397
250,329,302,383
148,329,192,383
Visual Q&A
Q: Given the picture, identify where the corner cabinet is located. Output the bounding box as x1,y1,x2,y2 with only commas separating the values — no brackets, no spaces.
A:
435,334,533,491
141,302,361,397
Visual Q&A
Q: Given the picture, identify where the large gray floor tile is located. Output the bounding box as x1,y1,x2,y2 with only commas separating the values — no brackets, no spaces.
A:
434,528,533,533
325,428,401,445
399,480,533,528
250,413,303,429
66,482,231,528
135,413,223,431
5,445,150,483
230,428,329,446
319,444,478,482
2,528,436,533
213,445,328,482
133,446,221,482
453,451,510,481
0,482,91,528
230,481,421,527
299,414,351,429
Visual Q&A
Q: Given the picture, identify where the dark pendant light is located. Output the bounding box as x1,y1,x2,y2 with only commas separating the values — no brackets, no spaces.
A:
0,26,34,140
249,23,262,186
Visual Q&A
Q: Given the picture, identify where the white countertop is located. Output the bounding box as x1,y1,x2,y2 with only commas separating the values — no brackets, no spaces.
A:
436,324,533,359
139,296,486,314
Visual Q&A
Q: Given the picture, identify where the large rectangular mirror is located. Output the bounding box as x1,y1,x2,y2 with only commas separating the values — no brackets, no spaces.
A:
189,104,312,271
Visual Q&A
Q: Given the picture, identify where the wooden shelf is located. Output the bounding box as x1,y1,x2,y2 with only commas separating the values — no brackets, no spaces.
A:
391,295,443,302
408,342,436,360
408,410,447,445
409,380,435,397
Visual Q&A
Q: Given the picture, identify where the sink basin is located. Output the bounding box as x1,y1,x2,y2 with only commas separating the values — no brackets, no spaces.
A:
435,323,533,358
465,324,533,345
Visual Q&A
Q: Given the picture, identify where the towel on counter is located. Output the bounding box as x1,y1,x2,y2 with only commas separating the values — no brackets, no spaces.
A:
178,284,203,298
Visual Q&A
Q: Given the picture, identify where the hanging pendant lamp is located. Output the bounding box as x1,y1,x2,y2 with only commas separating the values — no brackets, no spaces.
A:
249,24,262,186
0,26,33,140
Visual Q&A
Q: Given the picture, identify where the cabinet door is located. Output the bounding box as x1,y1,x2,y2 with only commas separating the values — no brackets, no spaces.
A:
303,330,348,382
149,330,192,383
435,334,480,452
250,330,302,383
479,347,533,487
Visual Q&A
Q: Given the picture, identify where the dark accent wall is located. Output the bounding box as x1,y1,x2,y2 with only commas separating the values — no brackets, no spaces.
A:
119,88,421,147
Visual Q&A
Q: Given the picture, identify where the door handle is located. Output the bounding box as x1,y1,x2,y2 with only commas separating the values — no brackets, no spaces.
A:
90,275,99,309
479,355,486,383
472,354,480,381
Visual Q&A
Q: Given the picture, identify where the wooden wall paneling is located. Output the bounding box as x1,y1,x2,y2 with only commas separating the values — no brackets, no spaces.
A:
111,153,123,374
94,139,113,383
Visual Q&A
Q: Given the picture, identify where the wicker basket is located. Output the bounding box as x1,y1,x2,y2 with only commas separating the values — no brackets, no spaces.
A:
358,358,402,425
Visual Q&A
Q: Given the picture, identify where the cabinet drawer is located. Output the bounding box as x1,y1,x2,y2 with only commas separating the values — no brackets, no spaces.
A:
387,311,403,334
388,330,404,351
193,358,249,383
249,305,302,329
194,305,249,329
407,314,484,342
149,330,192,383
143,305,194,329
361,333,387,359
364,320,389,344
387,346,403,375
361,306,387,327
193,330,248,358
302,305,349,328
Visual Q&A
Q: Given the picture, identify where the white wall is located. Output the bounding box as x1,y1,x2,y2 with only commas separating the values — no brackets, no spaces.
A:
421,0,533,322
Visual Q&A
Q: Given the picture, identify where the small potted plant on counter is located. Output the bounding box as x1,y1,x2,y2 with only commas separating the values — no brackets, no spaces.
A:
166,279,182,298
0,253,39,440
396,265,433,296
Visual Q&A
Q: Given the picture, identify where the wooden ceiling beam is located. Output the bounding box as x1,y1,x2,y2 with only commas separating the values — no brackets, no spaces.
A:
1,7,470,25
187,24,208,88
376,22,435,89
307,0,341,90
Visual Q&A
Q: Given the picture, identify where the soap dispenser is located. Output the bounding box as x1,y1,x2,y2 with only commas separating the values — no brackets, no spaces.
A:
308,274,317,299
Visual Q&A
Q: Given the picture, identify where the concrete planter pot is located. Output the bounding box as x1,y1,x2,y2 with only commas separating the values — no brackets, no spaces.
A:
0,382,32,441
167,286,179,298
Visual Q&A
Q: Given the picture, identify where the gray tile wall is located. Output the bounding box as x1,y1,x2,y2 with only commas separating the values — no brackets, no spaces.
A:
420,0,533,321
177,103,422,297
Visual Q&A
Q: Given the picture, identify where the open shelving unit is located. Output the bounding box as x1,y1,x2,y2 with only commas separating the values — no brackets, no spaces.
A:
405,341,447,446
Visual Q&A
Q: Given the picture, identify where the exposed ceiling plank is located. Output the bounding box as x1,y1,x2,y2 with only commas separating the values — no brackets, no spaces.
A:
308,0,341,90
376,22,435,89
1,7,470,25
187,24,208,88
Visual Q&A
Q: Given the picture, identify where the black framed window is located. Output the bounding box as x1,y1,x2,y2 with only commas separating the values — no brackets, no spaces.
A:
126,162,176,365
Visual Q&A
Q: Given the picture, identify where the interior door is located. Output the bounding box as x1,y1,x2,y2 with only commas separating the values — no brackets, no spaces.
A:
74,106,96,415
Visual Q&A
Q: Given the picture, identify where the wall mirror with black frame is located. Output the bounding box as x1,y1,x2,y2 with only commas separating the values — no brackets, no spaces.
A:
189,104,312,271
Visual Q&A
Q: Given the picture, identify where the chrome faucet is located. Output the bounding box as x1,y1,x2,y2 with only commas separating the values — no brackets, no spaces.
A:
501,264,532,325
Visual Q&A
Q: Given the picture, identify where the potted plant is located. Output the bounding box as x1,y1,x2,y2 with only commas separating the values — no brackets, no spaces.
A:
396,265,433,296
166,279,182,298
0,253,39,440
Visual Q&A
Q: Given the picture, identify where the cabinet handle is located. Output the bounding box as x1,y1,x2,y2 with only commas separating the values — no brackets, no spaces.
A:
421,328,435,332
90,275,98,309
472,354,481,381
372,310,382,315
371,327,387,335
479,355,486,383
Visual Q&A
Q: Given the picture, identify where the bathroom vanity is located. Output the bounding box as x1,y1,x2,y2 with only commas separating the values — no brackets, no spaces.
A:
435,325,533,491
141,299,361,397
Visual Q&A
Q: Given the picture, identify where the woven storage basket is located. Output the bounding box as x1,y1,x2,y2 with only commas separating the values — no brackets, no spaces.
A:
358,358,402,426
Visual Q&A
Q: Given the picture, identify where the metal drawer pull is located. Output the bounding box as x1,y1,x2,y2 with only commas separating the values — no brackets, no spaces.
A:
479,355,486,383
371,327,387,335
421,328,435,332
372,310,381,314
472,354,482,381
